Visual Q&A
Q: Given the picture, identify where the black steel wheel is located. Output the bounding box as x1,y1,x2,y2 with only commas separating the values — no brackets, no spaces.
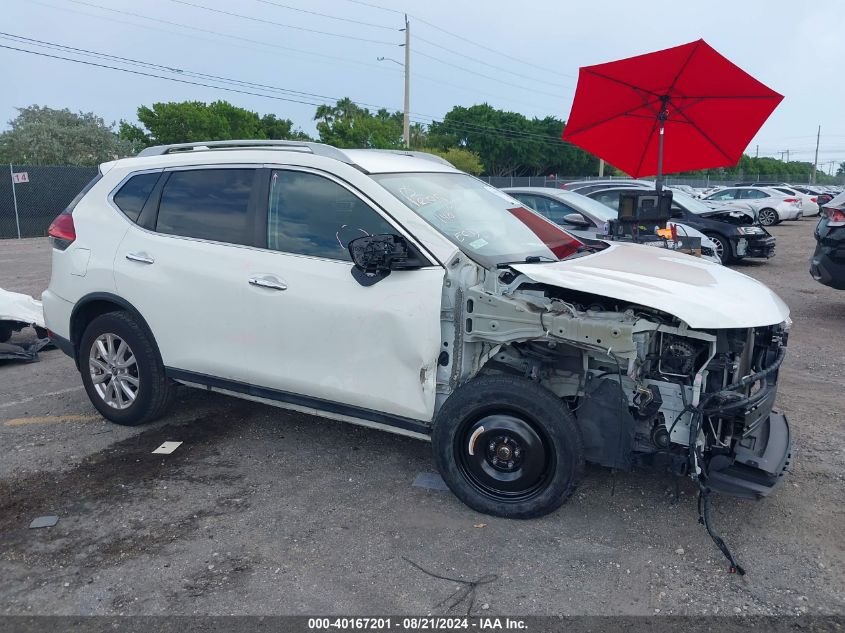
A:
457,413,553,503
433,375,584,519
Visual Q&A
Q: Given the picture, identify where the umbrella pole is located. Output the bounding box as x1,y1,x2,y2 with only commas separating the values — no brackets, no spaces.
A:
656,123,665,193
656,96,669,194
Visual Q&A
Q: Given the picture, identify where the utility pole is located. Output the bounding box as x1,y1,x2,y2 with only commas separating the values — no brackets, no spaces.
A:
598,158,605,177
755,144,759,158
401,14,410,148
811,125,821,184
786,149,790,163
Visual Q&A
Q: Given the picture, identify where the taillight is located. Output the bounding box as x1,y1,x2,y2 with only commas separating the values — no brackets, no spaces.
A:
783,198,799,203
824,206,845,227
48,212,76,250
810,197,817,203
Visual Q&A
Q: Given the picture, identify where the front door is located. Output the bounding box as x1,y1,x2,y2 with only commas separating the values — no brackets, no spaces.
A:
243,168,444,423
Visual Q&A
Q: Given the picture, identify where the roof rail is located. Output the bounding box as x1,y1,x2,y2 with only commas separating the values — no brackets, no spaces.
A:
136,139,353,163
365,149,454,168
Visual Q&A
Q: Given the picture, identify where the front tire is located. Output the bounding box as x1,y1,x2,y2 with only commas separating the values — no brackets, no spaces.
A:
758,208,779,226
79,311,175,426
705,232,734,264
433,375,584,519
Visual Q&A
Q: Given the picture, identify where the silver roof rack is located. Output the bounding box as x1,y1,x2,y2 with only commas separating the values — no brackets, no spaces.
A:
363,149,454,168
136,139,354,163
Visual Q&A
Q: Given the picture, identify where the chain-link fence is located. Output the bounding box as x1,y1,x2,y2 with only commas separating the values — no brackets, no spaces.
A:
1,164,98,239
479,174,844,189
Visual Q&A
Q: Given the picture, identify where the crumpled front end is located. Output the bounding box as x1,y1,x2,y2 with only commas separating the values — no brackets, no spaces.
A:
457,274,793,500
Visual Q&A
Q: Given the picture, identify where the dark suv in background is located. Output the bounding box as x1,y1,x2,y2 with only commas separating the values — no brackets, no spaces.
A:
811,192,845,290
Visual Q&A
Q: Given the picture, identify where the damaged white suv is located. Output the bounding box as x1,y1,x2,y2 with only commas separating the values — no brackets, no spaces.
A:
44,140,792,525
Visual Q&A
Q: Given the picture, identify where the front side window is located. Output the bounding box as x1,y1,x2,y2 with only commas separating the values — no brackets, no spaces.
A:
373,173,583,267
113,172,160,222
706,189,738,201
156,169,255,245
540,197,579,224
267,170,396,261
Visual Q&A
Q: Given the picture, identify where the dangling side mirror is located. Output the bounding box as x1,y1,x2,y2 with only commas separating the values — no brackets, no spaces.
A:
348,234,426,286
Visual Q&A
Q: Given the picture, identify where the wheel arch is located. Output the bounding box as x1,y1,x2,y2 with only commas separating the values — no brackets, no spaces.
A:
70,292,159,369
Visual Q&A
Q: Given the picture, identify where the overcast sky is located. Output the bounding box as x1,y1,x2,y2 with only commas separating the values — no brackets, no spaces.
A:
2,0,843,172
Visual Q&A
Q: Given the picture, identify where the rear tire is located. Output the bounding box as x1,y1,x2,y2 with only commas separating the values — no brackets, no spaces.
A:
432,375,584,519
79,311,175,426
758,208,779,226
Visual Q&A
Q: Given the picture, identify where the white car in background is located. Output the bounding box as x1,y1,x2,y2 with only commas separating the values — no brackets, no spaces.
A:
702,186,803,226
770,186,820,217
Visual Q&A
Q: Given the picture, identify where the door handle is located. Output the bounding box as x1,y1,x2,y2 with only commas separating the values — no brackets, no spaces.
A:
125,252,154,264
248,276,287,291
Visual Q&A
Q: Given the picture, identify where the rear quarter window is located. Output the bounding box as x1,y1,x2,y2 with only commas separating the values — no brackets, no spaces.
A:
113,172,160,222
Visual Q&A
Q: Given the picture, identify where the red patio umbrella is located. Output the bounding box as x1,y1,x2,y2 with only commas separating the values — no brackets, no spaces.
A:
562,39,783,191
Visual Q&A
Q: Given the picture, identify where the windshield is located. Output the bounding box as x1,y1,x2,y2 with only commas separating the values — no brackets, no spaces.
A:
673,190,721,214
373,172,583,267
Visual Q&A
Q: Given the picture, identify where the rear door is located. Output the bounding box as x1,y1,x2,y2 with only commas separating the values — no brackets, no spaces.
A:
114,166,263,381
241,167,445,422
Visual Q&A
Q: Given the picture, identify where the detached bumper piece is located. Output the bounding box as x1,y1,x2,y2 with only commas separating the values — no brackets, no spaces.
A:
707,411,792,500
743,236,776,259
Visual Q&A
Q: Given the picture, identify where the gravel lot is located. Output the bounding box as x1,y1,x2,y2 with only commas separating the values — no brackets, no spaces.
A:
0,221,843,617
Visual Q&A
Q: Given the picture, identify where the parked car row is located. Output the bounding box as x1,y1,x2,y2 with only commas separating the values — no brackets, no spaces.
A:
554,176,843,290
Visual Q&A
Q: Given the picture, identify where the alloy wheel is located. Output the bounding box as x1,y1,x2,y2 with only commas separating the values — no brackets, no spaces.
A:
89,333,139,410
758,209,777,226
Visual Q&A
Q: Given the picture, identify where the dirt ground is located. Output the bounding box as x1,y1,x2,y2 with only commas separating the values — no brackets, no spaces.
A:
0,220,843,617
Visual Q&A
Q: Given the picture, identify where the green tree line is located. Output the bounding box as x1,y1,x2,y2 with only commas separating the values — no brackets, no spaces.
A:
1,101,841,183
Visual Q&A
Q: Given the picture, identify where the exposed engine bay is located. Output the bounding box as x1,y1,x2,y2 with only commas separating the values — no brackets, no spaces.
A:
437,266,792,504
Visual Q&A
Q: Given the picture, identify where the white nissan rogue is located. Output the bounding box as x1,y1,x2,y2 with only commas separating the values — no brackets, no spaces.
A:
43,140,792,528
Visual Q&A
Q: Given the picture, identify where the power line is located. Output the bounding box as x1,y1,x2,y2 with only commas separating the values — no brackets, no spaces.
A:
414,32,573,89
0,32,388,108
57,0,398,74
167,0,397,45
0,39,572,148
340,0,576,80
0,44,323,107
414,49,567,99
168,0,572,92
248,0,395,31
49,0,557,113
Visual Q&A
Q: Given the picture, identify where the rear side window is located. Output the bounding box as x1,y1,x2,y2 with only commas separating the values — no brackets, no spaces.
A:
113,173,159,222
156,169,255,245
739,189,767,199
266,170,395,261
592,191,621,210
